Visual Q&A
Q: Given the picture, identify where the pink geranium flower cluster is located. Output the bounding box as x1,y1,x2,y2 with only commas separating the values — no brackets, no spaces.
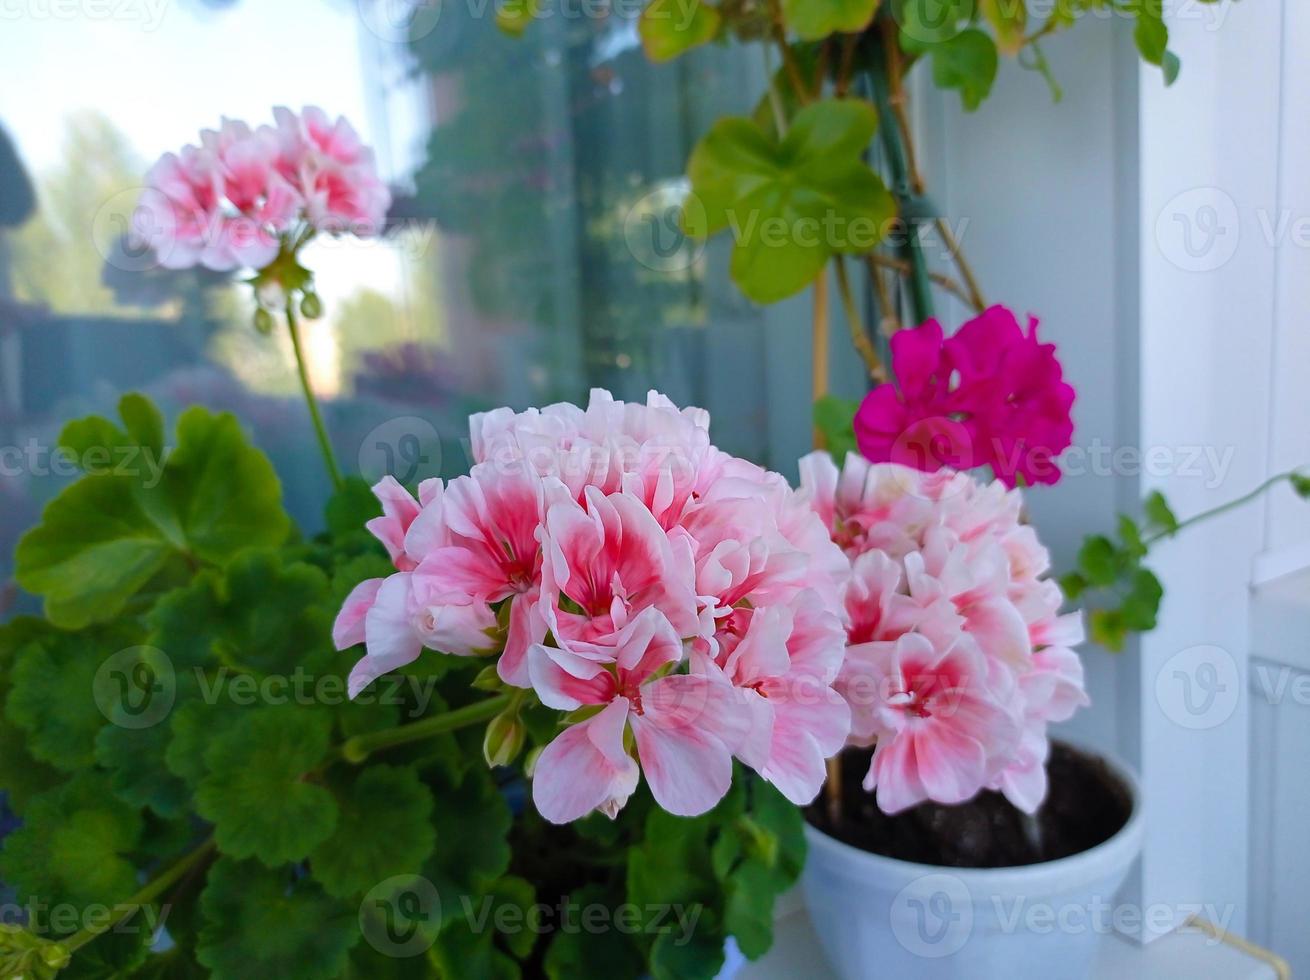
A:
854,306,1076,488
800,451,1089,814
334,390,852,823
135,107,390,272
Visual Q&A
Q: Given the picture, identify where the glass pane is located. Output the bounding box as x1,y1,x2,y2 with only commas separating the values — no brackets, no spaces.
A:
0,1,806,619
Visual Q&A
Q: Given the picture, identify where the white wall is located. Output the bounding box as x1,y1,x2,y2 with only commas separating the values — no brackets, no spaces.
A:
918,0,1306,960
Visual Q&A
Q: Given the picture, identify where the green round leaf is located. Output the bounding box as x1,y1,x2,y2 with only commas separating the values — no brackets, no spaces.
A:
782,0,878,41
686,99,895,304
310,766,437,900
0,773,143,909
197,858,357,980
16,400,291,630
195,709,338,867
640,0,722,62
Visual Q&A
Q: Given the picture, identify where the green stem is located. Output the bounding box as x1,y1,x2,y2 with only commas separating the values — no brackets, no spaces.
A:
63,838,216,955
286,299,344,491
1144,470,1306,547
340,693,512,763
865,43,935,326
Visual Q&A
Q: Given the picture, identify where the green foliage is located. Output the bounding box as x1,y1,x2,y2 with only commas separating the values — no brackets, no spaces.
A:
627,775,805,976
310,766,437,900
1064,489,1180,651
782,0,879,41
1133,0,1181,85
0,773,143,909
1063,507,1168,653
0,393,805,980
15,396,291,629
195,708,338,867
0,924,70,980
5,628,116,772
95,722,190,820
640,0,723,61
685,99,895,303
813,395,861,462
196,859,357,980
926,29,1000,111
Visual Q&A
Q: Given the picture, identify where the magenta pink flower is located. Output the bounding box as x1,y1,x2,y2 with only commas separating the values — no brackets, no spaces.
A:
853,306,1076,487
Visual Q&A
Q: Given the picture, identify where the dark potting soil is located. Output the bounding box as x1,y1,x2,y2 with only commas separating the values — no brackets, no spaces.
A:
806,742,1133,868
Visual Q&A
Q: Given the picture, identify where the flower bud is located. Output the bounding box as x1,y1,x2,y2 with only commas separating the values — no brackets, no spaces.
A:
300,291,323,320
471,665,504,692
483,708,525,768
253,307,274,334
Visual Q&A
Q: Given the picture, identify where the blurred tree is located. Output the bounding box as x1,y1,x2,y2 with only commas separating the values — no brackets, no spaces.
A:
10,112,143,314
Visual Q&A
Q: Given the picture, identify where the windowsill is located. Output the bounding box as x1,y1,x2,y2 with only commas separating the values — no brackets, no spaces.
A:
738,904,1282,980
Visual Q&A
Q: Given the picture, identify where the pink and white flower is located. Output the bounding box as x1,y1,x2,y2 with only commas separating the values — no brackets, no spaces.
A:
803,449,1088,814
137,107,390,273
530,610,747,821
334,390,853,822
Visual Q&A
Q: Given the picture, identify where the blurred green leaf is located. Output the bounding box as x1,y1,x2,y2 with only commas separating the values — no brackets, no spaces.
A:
640,0,722,61
928,29,999,111
1144,489,1179,535
782,0,878,41
813,395,860,462
685,99,895,303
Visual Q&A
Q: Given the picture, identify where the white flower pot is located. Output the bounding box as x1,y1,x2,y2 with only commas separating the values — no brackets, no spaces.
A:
800,749,1144,980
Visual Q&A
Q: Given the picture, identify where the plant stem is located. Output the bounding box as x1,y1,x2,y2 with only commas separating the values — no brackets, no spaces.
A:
1143,471,1307,548
879,22,987,315
770,9,810,102
882,29,924,197
866,253,975,311
63,838,216,955
835,33,859,97
763,45,788,136
834,257,885,381
340,693,512,763
935,216,986,312
286,299,344,491
866,252,901,335
812,272,831,449
867,38,934,325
